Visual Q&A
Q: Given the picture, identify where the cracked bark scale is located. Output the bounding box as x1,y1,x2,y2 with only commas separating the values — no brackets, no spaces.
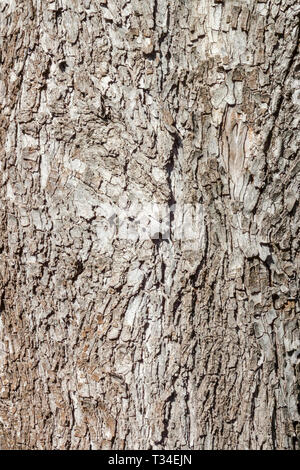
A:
0,0,299,450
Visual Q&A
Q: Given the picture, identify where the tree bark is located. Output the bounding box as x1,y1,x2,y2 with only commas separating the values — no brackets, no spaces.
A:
0,0,299,450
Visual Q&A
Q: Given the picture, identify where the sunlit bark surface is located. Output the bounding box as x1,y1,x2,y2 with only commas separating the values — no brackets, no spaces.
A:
0,0,299,449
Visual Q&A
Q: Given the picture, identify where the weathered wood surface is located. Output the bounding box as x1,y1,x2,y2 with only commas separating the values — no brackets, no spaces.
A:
0,0,299,449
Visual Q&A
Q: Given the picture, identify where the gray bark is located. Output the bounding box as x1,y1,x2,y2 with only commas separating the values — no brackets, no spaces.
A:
0,0,299,450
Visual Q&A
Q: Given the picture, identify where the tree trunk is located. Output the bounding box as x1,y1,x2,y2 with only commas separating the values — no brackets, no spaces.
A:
0,0,299,450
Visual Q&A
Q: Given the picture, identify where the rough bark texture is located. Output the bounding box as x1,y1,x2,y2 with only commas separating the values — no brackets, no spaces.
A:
0,0,299,450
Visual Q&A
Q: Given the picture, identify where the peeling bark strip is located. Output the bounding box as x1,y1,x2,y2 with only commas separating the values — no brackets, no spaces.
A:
0,0,299,450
